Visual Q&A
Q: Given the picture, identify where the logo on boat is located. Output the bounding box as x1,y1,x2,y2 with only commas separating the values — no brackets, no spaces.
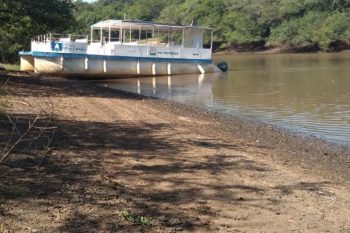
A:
149,47,157,56
51,42,63,52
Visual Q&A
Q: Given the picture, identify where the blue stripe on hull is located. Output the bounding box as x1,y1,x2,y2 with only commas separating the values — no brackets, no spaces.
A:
19,51,212,64
19,51,33,56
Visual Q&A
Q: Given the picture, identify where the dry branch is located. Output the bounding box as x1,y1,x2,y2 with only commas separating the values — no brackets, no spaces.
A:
0,79,56,167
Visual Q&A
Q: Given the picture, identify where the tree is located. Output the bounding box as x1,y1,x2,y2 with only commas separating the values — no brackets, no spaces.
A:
0,0,75,63
125,0,167,21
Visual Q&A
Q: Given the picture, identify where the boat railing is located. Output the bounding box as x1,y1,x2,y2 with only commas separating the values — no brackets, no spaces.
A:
32,33,89,43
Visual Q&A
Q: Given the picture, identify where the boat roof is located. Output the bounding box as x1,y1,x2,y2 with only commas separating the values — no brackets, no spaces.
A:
91,19,213,31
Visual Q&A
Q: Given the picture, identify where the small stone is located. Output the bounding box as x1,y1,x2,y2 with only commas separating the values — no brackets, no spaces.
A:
168,218,181,225
166,227,175,233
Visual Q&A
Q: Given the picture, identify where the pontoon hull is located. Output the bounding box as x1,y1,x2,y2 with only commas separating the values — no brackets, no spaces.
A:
20,53,220,78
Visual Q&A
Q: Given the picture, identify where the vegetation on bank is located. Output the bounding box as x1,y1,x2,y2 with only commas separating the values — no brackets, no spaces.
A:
0,77,8,122
0,0,74,63
0,64,20,71
1,0,350,63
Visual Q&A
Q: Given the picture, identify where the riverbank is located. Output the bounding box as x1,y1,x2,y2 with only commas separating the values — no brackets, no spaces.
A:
215,46,350,55
214,41,350,54
1,72,350,233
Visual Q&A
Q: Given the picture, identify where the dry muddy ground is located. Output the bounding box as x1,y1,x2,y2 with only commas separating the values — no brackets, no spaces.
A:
0,73,349,233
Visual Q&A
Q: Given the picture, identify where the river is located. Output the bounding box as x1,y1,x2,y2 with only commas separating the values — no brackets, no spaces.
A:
97,52,350,145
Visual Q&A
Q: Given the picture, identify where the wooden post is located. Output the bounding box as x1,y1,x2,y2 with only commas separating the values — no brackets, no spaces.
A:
100,27,103,43
182,28,185,48
139,26,141,42
108,24,111,43
120,25,123,43
167,28,170,46
210,30,214,50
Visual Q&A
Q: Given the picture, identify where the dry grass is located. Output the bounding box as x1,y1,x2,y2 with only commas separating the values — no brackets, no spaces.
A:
0,64,20,72
0,79,7,116
0,221,16,233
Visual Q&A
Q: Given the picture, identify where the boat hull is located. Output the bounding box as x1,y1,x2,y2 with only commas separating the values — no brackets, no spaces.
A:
20,52,221,78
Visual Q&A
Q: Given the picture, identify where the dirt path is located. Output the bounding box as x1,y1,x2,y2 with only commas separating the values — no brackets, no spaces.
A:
0,74,349,233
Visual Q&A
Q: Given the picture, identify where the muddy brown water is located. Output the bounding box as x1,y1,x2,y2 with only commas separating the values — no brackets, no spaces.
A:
96,52,350,145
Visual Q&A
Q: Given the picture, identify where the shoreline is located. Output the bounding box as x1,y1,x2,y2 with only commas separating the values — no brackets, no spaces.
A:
2,71,350,182
108,86,350,184
103,82,350,148
1,72,350,232
98,77,350,183
97,79,350,182
213,43,350,55
214,49,350,55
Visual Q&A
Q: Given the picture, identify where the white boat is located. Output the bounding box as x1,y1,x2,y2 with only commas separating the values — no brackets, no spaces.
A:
19,20,226,78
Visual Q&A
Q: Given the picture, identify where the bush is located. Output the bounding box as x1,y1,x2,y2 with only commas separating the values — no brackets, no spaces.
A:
0,0,75,63
268,11,327,48
318,11,350,50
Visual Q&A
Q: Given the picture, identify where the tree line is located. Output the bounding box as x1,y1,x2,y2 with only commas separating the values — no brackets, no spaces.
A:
0,0,75,63
1,0,350,63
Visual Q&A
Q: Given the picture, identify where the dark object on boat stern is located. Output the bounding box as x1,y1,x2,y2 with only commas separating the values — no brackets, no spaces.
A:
217,61,228,72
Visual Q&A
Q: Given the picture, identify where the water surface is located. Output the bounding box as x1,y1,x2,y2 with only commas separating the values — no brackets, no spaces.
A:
97,52,350,144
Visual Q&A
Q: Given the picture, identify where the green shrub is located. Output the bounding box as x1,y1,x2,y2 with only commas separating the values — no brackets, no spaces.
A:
318,11,350,50
268,11,327,48
117,210,151,225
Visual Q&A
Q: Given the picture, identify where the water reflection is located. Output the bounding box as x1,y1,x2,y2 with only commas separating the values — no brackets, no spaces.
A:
97,52,350,145
101,73,223,108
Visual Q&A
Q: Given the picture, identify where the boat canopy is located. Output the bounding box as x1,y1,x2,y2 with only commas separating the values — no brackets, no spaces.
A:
91,20,213,32
89,19,214,49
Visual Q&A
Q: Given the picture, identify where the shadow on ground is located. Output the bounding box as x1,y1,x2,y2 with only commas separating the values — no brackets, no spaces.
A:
0,75,338,232
0,112,332,232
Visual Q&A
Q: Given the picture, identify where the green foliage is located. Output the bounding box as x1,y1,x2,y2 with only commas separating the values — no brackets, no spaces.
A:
117,210,151,225
220,11,263,45
318,10,350,50
0,0,75,63
2,64,20,72
126,0,167,21
1,0,350,62
268,11,327,48
269,9,350,50
69,0,130,35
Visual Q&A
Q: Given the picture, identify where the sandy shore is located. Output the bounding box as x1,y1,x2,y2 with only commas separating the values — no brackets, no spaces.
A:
0,73,350,233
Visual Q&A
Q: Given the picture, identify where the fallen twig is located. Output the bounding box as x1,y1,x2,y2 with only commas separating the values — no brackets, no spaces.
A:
0,79,57,169
0,115,40,164
9,100,30,106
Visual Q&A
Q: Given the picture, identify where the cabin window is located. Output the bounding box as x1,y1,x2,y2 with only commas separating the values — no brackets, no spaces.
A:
110,30,120,42
169,31,183,46
123,29,140,43
203,30,213,49
138,30,153,44
90,21,213,50
91,29,100,43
